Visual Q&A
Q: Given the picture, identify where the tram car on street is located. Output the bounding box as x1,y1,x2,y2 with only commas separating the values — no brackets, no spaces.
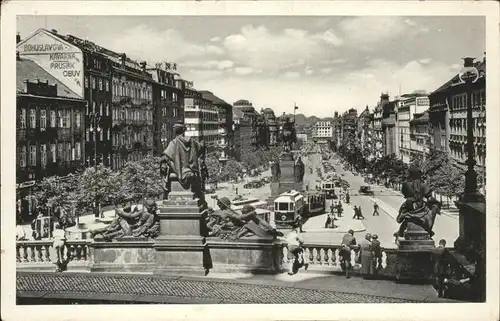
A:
273,190,305,229
303,191,326,217
321,180,342,199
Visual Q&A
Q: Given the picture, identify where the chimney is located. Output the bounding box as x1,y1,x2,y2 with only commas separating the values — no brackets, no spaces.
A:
51,29,58,34
16,33,21,44
140,61,147,71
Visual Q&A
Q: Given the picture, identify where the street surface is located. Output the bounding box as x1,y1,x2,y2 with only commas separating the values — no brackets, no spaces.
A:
17,271,441,304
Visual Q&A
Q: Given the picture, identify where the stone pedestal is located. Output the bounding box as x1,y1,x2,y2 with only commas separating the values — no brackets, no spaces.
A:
89,237,155,272
396,223,435,283
267,152,303,204
153,181,208,275
206,236,283,274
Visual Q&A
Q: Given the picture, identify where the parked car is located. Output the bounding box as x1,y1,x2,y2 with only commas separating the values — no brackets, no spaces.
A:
205,185,216,194
358,185,374,196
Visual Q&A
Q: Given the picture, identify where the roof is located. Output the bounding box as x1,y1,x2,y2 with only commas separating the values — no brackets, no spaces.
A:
16,58,81,99
431,60,486,96
199,90,231,107
410,111,429,125
233,108,245,119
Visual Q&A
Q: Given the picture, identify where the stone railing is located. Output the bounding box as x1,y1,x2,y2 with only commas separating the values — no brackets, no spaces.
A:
17,239,91,271
281,243,398,277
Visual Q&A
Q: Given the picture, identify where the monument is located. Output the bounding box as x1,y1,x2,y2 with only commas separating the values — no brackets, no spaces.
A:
269,117,303,202
393,166,441,282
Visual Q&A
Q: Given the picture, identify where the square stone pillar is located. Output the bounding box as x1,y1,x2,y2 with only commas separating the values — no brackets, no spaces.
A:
154,181,208,275
267,153,303,204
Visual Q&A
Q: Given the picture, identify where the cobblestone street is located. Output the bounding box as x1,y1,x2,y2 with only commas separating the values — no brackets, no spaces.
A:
17,272,442,304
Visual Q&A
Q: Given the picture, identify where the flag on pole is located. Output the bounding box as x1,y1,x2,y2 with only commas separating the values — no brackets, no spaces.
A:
294,103,299,110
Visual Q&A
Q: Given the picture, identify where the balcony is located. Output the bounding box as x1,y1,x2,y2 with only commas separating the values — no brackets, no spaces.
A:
112,96,152,107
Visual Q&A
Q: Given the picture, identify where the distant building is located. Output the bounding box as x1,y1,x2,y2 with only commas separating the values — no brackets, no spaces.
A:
184,86,219,155
372,94,388,159
200,90,233,161
233,108,254,161
16,56,87,221
148,64,184,154
358,106,372,160
409,111,430,161
342,108,358,149
312,121,333,144
382,100,397,157
261,108,279,147
397,92,429,163
233,99,259,148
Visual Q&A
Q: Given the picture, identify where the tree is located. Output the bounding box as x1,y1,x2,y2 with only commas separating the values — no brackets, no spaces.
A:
205,154,222,185
118,156,163,203
221,160,244,182
241,150,262,171
73,165,116,215
32,175,79,218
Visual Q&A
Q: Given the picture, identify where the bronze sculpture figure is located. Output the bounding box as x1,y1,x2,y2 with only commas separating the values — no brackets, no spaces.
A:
281,118,297,153
394,166,441,239
160,122,205,199
294,156,305,183
271,159,281,182
93,199,160,241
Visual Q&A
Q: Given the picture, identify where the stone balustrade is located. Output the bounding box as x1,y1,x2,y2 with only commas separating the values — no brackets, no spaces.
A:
17,239,91,271
281,243,398,276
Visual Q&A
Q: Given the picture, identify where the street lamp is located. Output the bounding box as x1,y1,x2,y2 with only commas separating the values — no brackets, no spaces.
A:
458,57,484,202
89,111,101,218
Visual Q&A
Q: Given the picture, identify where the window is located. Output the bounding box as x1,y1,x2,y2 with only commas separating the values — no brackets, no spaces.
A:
40,110,46,129
99,102,103,115
75,111,81,129
99,79,103,91
29,145,37,166
107,128,110,140
20,146,27,167
91,77,96,89
40,144,47,168
51,144,56,163
65,110,71,128
105,80,109,92
106,102,110,116
29,109,36,128
66,143,72,161
86,129,90,141
85,76,89,88
57,143,63,161
121,83,125,96
19,109,26,128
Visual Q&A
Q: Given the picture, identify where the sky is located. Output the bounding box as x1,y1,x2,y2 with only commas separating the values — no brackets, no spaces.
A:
17,16,485,117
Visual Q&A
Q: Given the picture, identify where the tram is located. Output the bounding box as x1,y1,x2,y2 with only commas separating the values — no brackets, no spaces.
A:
273,190,305,229
303,191,326,217
321,180,342,199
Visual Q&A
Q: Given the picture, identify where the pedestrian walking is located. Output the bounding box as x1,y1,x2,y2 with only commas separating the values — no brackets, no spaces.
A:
433,239,448,297
285,226,309,275
340,229,357,279
359,233,374,279
371,234,383,271
295,213,304,233
373,202,380,216
337,202,343,217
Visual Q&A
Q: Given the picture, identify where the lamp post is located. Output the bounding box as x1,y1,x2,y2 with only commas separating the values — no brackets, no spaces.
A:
89,111,101,218
458,57,484,202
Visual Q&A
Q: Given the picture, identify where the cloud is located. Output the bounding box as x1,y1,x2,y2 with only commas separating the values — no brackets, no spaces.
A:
210,36,221,42
419,58,431,64
282,71,301,79
339,17,428,48
321,68,332,74
104,24,224,64
233,67,254,75
223,25,344,74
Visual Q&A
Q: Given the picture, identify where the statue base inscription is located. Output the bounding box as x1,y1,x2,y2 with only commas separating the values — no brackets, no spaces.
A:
153,181,208,276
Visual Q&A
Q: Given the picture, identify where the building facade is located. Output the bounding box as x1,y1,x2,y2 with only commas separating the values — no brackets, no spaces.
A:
409,111,429,161
16,57,87,221
372,94,387,159
149,63,184,154
357,106,373,160
233,108,254,161
261,108,279,147
184,86,219,155
382,100,397,157
200,90,233,161
233,99,259,148
312,121,333,144
342,108,358,149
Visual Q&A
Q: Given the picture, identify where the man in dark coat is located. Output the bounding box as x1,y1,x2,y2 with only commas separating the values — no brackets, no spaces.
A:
433,239,448,297
371,234,383,271
340,229,357,279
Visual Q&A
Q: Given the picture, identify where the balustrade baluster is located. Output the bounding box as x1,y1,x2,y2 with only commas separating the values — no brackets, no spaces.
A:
82,244,88,261
324,248,330,266
282,246,288,264
76,245,82,261
381,251,387,269
22,245,29,262
350,249,356,267
30,246,35,263
332,249,338,266
44,245,51,262
309,248,314,264
16,244,21,262
37,245,43,262
303,247,310,264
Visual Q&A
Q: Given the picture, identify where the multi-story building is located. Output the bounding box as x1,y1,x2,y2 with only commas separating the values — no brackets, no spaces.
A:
261,108,279,147
409,111,429,161
16,56,87,221
233,108,254,161
105,53,154,169
357,106,373,160
332,111,341,151
312,121,333,144
200,90,233,161
372,94,388,159
397,92,429,163
341,108,358,149
382,100,397,157
233,99,259,148
429,58,486,190
149,63,184,153
17,28,113,168
184,85,219,155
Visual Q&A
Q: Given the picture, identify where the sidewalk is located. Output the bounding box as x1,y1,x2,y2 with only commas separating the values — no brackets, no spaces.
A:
303,204,366,233
17,271,446,304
